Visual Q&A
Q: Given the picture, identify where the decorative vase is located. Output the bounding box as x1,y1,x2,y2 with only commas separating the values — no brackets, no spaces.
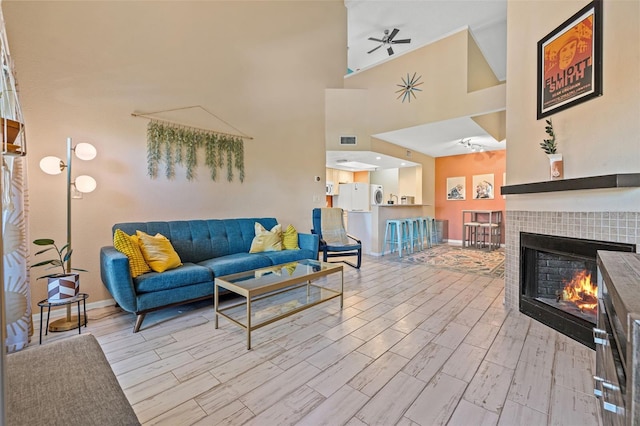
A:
548,153,563,180
47,273,80,301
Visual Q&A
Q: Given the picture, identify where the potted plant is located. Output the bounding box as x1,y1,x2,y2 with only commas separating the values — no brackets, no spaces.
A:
540,119,563,180
31,239,87,301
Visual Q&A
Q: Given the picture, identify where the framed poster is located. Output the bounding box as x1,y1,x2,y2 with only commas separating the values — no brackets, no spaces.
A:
537,0,602,119
446,176,465,200
472,174,494,200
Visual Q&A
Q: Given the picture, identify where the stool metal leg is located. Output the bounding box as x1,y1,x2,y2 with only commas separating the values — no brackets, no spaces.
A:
431,219,437,246
397,222,403,257
39,305,44,344
77,301,82,334
45,307,51,336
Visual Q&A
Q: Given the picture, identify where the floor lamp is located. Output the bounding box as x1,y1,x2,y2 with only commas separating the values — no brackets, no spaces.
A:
39,137,96,331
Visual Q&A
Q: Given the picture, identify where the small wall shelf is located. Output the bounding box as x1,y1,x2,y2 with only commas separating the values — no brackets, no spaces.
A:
500,173,640,195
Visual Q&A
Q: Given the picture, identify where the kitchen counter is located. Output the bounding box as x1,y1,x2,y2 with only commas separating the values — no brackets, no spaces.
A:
344,204,433,255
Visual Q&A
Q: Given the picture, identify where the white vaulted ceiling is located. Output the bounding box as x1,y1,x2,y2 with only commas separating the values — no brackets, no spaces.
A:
346,0,507,80
327,0,507,170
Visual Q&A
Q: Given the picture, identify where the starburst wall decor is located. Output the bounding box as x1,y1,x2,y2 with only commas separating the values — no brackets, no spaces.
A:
396,72,423,103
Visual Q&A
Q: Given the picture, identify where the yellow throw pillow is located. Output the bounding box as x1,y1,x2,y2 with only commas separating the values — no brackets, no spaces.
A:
136,231,183,273
282,224,299,250
249,223,282,253
113,229,151,278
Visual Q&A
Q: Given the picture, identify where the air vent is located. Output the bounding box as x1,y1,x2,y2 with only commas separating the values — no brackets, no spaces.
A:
340,136,357,145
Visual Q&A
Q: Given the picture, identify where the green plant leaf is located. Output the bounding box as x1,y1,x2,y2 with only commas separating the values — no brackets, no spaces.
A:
34,247,55,256
30,259,57,268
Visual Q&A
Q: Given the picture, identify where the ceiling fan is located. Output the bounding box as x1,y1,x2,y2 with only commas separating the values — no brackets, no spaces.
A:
367,28,411,56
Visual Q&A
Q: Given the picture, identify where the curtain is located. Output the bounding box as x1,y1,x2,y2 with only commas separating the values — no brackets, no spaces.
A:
2,156,31,351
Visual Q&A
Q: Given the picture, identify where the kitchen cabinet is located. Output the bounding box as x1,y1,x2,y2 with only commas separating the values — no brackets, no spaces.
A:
338,170,353,184
325,168,354,194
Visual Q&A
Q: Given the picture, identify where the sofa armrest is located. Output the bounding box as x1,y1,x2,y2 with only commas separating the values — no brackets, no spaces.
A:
298,232,319,260
100,246,138,313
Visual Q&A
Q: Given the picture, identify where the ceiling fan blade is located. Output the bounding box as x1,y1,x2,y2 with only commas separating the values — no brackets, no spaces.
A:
368,45,383,54
387,28,399,41
391,38,411,44
368,37,384,42
387,46,394,56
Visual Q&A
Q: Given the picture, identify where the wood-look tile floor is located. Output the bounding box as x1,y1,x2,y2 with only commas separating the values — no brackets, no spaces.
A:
34,252,602,426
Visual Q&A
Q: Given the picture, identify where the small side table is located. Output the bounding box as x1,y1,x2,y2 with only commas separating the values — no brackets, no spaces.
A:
38,293,88,344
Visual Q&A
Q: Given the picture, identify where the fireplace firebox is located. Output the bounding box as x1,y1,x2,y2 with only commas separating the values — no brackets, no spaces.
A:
520,232,635,349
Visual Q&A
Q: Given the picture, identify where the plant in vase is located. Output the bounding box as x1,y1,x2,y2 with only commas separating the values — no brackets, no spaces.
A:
540,119,563,180
31,239,87,301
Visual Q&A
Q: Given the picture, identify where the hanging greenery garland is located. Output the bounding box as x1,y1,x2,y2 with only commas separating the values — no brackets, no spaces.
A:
204,133,218,181
146,121,162,179
146,120,245,182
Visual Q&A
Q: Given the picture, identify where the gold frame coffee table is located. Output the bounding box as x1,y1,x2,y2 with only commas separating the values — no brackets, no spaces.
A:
214,259,343,349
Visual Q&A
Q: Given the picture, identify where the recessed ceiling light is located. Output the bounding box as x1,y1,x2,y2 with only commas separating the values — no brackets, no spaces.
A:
376,156,381,160
400,162,406,166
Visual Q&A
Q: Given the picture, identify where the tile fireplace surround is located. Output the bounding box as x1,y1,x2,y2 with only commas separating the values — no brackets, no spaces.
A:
504,211,640,310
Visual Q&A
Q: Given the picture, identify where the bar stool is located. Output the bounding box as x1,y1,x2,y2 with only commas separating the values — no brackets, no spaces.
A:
428,217,438,247
420,216,435,248
463,221,481,248
479,222,501,250
384,219,411,257
407,217,424,252
432,218,439,246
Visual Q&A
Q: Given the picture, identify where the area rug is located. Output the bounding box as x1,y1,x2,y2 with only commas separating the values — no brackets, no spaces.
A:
394,244,505,278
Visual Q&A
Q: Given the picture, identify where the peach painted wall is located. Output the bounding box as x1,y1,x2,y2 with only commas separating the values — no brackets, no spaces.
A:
4,1,347,311
435,150,506,243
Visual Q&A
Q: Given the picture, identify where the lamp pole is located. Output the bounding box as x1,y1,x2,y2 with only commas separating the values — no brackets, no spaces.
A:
48,137,83,332
66,137,72,273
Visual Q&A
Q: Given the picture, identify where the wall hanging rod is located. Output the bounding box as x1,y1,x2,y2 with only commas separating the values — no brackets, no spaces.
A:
131,105,253,140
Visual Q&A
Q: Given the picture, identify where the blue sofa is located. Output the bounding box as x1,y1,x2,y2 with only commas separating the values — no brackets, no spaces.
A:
100,218,319,332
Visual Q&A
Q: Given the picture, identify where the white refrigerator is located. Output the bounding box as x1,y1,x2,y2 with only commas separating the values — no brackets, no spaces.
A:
336,183,370,211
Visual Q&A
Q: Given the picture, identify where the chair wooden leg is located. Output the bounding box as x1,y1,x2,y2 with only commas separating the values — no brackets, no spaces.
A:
134,313,146,333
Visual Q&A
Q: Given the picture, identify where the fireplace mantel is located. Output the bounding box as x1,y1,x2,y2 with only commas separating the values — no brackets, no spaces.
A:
501,173,640,195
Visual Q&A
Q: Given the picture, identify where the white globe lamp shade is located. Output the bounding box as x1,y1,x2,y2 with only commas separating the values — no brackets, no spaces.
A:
40,156,63,175
74,143,97,161
75,175,97,193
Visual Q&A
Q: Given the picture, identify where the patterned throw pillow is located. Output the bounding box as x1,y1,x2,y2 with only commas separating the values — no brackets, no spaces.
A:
136,231,183,273
113,229,151,278
282,224,299,250
249,223,283,253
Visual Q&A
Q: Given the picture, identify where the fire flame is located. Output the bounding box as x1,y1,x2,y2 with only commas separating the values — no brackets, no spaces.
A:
561,270,597,312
